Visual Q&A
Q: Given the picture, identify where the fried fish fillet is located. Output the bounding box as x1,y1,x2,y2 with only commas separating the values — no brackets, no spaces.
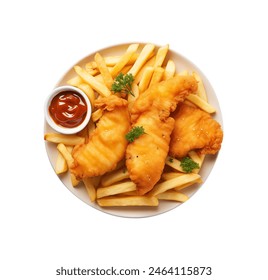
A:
126,75,198,195
169,103,223,158
71,95,130,179
126,110,175,195
130,74,198,123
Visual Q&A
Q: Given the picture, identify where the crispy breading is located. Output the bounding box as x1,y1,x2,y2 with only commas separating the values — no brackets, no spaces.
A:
126,111,175,195
71,95,130,179
126,75,198,195
169,103,223,158
131,74,198,122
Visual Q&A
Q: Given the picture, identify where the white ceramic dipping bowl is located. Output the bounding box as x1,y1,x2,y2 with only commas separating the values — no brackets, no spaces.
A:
44,85,92,134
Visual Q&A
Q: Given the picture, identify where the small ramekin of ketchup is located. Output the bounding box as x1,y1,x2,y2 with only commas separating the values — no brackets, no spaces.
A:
45,85,92,134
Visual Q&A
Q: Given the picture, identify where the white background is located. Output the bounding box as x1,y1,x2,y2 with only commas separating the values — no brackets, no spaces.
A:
1,0,267,279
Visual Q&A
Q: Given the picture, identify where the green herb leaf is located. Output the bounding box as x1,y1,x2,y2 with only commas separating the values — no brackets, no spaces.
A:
180,157,200,173
125,126,145,143
111,73,134,96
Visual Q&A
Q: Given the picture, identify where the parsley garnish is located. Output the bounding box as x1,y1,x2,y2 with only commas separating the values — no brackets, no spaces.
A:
111,73,134,96
180,157,200,173
125,126,145,143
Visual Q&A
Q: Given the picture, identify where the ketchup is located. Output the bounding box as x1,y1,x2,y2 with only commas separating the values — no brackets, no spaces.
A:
49,91,87,128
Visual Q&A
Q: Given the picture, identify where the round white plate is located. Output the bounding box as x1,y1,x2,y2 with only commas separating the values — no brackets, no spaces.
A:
44,43,223,218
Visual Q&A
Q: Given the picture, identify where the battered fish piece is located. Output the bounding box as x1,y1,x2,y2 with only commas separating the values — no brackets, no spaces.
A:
126,75,198,195
71,95,130,179
126,110,174,195
131,74,198,122
169,104,223,158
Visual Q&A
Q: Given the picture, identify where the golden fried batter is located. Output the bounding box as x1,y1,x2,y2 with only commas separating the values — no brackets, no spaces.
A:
126,75,198,195
169,103,223,158
131,74,198,122
71,95,130,179
126,110,175,195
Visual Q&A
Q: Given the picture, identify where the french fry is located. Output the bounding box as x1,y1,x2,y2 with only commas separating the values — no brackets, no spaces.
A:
198,154,206,169
134,55,156,84
83,177,96,202
97,181,136,199
60,147,78,187
87,53,140,69
119,191,137,196
57,143,79,187
183,100,197,107
132,83,140,99
91,108,103,122
161,172,184,181
165,157,184,172
120,65,132,74
163,59,176,80
76,83,95,106
55,151,68,174
67,75,83,87
128,82,139,110
110,44,139,78
125,53,139,66
70,174,79,187
128,44,155,77
186,94,216,113
192,71,207,101
74,65,111,97
67,75,95,106
149,67,164,87
174,177,202,191
44,133,85,146
149,173,201,196
101,168,129,187
115,53,139,67
94,73,105,84
188,151,202,173
57,143,73,168
154,44,169,67
157,190,189,202
66,145,73,153
94,52,114,89
97,196,158,207
138,66,154,92
84,61,97,70
84,64,99,76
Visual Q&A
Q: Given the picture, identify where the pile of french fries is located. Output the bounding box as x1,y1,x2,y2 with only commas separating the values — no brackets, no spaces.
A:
45,43,217,208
